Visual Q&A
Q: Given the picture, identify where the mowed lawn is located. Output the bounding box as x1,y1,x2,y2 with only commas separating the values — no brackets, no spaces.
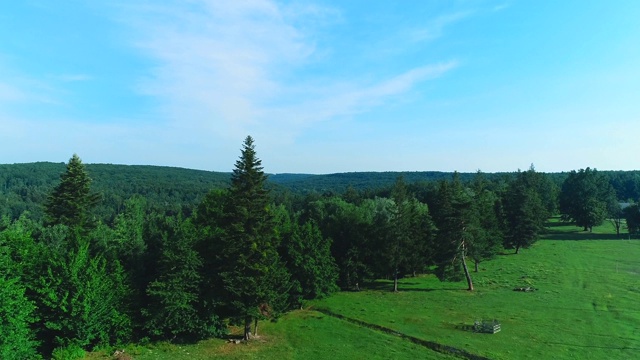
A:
88,310,456,360
88,219,640,359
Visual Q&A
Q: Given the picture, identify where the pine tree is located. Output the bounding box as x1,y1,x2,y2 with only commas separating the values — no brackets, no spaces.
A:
307,197,371,290
432,174,475,290
194,189,228,331
281,217,339,303
44,154,100,232
143,216,222,341
220,136,290,341
503,170,546,254
466,172,503,272
403,198,436,277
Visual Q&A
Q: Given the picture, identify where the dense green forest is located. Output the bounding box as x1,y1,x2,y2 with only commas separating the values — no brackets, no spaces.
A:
4,160,640,224
2,139,640,359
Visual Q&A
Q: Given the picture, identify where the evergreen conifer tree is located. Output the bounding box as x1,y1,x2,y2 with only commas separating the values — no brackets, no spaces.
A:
0,225,41,360
143,216,222,341
220,136,290,340
44,154,99,232
432,174,475,290
503,170,546,253
36,236,131,352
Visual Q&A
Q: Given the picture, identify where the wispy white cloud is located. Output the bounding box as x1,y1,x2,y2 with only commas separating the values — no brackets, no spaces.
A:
0,1,465,171
492,3,511,12
276,61,459,124
116,0,458,146
0,82,27,103
0,77,60,107
52,74,93,82
410,11,473,43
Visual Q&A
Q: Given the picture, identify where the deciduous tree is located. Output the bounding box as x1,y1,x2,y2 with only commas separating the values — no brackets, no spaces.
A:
559,168,616,232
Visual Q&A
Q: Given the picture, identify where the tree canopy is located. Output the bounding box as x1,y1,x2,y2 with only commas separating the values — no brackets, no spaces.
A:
219,136,290,340
44,154,100,232
559,168,617,231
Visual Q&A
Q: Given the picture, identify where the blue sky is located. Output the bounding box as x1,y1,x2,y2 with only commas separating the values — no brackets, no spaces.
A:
1,1,639,174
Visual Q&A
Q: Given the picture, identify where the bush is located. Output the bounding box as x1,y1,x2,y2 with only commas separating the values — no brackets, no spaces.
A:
51,344,85,360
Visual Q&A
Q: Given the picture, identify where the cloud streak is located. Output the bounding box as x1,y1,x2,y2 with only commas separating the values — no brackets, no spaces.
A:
52,74,93,82
119,0,457,144
410,11,473,43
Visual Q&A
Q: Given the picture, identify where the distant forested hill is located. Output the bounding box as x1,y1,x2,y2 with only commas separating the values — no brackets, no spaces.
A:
2,166,493,221
0,162,231,222
2,162,639,223
269,171,506,193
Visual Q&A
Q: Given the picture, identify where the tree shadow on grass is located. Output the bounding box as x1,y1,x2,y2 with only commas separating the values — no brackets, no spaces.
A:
542,232,625,241
400,287,466,292
544,220,575,228
362,281,465,292
544,341,640,351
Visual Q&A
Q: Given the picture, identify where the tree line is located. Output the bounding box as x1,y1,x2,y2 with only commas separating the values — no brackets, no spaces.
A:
4,161,640,224
1,137,637,358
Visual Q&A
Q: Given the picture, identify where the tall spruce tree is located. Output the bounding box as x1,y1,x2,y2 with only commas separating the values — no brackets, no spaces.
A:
220,136,290,341
44,154,99,232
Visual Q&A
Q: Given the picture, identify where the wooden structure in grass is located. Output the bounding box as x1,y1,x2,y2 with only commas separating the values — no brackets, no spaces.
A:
474,320,501,334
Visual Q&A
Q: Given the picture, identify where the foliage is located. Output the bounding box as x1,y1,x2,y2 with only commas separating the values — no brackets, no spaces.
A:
279,211,339,303
559,168,617,231
218,136,291,340
623,203,640,234
502,169,547,253
430,174,474,284
0,247,41,360
366,177,437,291
51,344,85,360
86,218,640,360
466,173,504,271
14,151,640,357
44,154,101,232
306,196,373,289
36,236,132,351
143,216,223,341
193,189,228,327
0,162,230,224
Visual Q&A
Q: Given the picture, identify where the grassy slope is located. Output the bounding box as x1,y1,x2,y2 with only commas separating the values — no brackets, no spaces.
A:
87,219,640,359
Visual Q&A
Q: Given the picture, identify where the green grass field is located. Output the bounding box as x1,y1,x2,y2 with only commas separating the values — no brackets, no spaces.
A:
88,219,640,359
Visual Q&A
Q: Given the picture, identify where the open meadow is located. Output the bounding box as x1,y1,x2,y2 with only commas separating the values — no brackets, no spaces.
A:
89,219,640,360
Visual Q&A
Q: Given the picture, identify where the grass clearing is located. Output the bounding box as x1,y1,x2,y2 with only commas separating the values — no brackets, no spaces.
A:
87,310,456,359
86,218,640,359
312,218,640,359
